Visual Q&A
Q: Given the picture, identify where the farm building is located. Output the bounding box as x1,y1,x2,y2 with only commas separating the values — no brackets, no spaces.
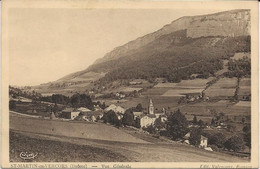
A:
183,132,208,148
81,110,104,122
61,108,80,120
105,104,125,114
77,107,91,113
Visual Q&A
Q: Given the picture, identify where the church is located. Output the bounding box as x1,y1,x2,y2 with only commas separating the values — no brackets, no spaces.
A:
137,99,166,128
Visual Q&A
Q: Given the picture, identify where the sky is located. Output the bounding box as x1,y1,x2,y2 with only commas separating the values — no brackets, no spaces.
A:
8,8,224,86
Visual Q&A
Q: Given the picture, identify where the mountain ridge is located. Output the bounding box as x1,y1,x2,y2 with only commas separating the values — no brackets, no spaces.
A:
92,9,250,66
34,9,251,95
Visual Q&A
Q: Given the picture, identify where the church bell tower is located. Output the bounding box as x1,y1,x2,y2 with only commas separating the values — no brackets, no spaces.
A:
148,99,154,114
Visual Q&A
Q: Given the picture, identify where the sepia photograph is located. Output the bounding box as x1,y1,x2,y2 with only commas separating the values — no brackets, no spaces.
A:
1,0,259,168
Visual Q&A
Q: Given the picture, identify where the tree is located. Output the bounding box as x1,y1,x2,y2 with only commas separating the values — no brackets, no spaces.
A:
71,94,81,108
189,128,202,146
198,119,205,128
154,118,165,130
79,94,93,110
242,118,245,124
143,124,156,134
243,125,250,133
102,110,121,127
70,93,93,109
135,103,143,112
9,100,16,110
52,103,59,113
244,131,251,149
224,135,245,152
166,109,189,140
227,124,236,132
122,112,134,126
208,133,226,148
211,118,215,126
192,115,198,125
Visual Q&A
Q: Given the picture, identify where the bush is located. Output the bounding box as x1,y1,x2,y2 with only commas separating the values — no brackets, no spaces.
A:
209,132,226,148
224,135,245,152
143,124,156,134
122,112,134,126
102,110,122,127
9,100,16,110
189,128,202,146
244,131,251,149
166,109,189,140
210,145,220,152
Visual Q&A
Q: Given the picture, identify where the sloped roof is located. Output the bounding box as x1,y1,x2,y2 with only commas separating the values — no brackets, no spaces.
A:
183,132,190,139
82,110,103,116
105,104,125,113
201,135,208,140
77,107,91,112
62,108,75,112
140,114,156,119
133,112,143,116
183,133,208,140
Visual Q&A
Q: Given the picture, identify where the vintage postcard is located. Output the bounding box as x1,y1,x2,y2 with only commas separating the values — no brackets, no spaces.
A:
1,0,259,168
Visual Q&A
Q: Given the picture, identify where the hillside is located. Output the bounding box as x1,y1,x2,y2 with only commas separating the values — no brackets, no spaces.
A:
10,112,248,162
34,9,251,94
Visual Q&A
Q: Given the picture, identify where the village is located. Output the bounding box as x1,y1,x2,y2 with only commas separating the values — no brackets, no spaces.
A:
9,85,251,157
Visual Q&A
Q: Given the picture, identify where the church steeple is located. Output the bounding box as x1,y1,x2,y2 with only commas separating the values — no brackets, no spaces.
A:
148,99,154,114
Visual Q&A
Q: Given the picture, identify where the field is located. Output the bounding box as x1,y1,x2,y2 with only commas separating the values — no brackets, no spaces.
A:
142,88,170,95
116,96,181,110
209,77,237,88
155,77,213,88
238,78,251,97
204,77,237,98
231,52,251,60
204,88,236,97
10,112,147,144
162,88,204,97
176,101,250,117
9,113,249,162
152,78,214,97
10,131,128,162
234,101,251,107
110,87,143,93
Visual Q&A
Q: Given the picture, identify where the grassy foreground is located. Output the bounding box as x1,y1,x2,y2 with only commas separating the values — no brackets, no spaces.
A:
10,131,128,162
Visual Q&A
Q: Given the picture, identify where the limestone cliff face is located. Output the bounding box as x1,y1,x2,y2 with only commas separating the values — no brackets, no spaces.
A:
186,10,250,38
93,9,250,65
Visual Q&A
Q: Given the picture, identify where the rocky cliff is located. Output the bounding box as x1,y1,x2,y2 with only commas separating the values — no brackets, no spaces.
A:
93,9,250,65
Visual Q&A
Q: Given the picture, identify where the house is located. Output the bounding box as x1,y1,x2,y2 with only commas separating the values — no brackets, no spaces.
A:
81,110,104,121
183,132,208,148
200,135,208,148
91,115,96,122
133,112,143,120
138,114,156,128
77,107,91,113
61,108,80,120
105,104,125,114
